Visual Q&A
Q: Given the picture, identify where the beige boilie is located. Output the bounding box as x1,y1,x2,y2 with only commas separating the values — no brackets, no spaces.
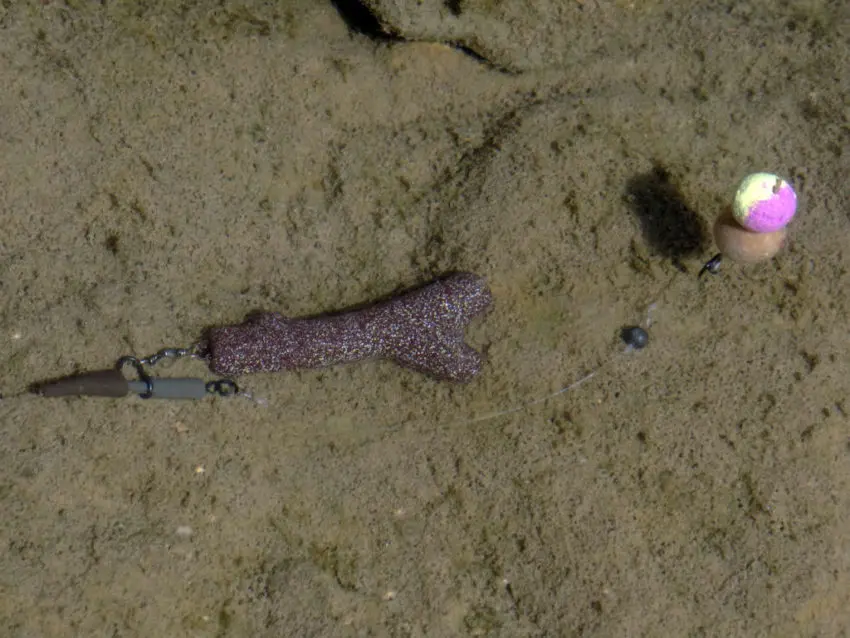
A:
713,208,787,264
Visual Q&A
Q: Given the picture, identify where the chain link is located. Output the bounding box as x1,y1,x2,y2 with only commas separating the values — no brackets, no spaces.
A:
138,345,201,367
116,344,241,400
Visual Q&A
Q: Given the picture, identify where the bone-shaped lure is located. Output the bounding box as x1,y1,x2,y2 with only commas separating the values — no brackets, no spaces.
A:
202,272,493,383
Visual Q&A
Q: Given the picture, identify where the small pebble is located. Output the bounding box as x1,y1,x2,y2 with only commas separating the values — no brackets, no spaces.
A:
621,326,649,350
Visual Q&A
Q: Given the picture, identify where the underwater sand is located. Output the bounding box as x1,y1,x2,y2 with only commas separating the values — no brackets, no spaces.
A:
1,1,849,635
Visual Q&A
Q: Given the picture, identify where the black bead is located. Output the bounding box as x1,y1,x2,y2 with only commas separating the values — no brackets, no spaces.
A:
621,326,649,350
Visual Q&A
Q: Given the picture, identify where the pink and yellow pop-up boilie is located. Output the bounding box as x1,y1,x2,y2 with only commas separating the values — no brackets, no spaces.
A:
700,173,798,276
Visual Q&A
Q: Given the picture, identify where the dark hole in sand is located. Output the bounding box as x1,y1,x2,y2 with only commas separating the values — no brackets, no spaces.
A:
329,0,508,72
445,0,463,16
329,0,396,40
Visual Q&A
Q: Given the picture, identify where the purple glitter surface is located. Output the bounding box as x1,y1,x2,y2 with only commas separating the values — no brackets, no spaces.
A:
204,273,493,383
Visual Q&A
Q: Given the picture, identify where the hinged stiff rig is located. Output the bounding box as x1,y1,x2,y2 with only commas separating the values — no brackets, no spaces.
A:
36,346,240,400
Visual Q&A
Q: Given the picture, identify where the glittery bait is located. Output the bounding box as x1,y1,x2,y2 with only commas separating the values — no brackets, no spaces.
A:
201,272,493,383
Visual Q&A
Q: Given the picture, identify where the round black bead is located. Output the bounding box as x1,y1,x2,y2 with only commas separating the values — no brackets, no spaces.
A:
621,326,649,350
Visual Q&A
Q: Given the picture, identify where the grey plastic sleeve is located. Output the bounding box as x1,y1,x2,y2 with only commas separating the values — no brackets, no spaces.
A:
127,378,209,400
